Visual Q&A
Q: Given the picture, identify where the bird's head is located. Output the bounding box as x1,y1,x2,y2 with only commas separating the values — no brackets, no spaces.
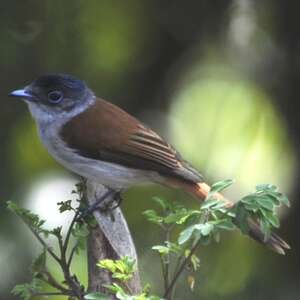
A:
10,74,93,123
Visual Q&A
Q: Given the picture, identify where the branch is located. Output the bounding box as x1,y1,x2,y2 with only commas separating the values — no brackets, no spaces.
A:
164,238,201,298
86,181,142,296
18,216,61,264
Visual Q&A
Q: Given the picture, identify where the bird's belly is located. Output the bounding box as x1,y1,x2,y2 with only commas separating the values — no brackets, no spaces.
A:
61,157,155,189
39,125,158,189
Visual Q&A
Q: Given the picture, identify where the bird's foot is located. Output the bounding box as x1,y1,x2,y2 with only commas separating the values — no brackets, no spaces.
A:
107,191,124,210
77,189,123,220
77,189,115,220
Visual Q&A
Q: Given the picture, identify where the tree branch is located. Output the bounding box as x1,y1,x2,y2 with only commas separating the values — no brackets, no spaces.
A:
86,181,142,296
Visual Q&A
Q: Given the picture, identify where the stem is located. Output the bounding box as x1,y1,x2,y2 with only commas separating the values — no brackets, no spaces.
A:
164,238,201,299
60,259,84,300
43,270,71,294
164,227,172,299
57,213,85,299
20,217,61,264
67,242,78,269
160,255,168,292
63,210,79,256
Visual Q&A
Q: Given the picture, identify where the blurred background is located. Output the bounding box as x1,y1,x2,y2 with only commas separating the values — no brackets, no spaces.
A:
1,0,299,299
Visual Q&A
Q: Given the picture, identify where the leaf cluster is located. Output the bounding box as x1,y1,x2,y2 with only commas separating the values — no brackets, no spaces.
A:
8,180,90,300
143,179,290,298
85,257,162,300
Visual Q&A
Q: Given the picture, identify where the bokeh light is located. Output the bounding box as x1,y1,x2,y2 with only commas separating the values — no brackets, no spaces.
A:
170,62,296,196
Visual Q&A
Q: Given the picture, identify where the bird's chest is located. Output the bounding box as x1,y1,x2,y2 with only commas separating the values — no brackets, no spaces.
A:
38,122,79,165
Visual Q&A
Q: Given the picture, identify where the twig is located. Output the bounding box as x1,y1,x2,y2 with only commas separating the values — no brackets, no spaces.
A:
162,226,172,299
43,270,71,294
63,210,80,256
19,217,61,264
67,242,79,269
164,238,202,298
160,255,168,293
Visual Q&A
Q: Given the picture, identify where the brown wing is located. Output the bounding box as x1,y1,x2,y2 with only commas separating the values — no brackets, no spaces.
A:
60,98,203,183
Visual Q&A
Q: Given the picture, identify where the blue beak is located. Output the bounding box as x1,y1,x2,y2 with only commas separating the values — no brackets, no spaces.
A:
9,89,35,101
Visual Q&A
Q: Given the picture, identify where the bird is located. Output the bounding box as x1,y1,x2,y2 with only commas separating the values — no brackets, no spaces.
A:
10,73,289,254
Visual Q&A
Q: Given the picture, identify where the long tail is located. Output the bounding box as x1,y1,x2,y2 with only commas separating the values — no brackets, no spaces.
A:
180,181,290,254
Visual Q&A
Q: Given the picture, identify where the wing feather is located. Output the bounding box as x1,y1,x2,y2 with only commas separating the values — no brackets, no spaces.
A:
125,127,181,169
61,98,203,183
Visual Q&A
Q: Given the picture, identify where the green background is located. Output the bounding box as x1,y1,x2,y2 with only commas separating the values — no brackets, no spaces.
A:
0,1,299,299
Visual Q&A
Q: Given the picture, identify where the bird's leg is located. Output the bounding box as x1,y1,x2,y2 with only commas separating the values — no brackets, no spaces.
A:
78,188,115,219
109,191,124,210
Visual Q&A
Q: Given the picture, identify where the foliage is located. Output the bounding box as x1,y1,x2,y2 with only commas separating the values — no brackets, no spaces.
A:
8,179,289,300
8,180,89,300
85,257,163,300
143,180,289,299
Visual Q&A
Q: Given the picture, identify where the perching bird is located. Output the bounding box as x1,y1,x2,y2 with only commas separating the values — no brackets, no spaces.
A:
10,73,289,254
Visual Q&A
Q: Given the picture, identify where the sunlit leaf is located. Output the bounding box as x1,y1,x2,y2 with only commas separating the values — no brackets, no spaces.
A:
256,196,274,211
85,292,110,300
178,225,197,245
208,179,234,196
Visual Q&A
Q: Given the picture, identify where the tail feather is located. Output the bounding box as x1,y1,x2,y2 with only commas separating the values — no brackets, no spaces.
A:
247,219,290,254
177,181,290,255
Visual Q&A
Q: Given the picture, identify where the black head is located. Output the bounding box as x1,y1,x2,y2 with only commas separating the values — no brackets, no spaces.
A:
10,74,92,115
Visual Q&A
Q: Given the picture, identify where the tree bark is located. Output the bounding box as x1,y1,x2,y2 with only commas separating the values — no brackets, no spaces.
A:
86,181,142,296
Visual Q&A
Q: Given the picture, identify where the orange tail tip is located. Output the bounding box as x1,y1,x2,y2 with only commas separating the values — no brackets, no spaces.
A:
195,182,235,208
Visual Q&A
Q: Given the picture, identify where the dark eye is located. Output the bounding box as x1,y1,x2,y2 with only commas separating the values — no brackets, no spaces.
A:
48,90,63,104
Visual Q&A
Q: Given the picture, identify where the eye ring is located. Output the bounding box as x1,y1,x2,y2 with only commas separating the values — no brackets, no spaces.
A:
48,90,63,104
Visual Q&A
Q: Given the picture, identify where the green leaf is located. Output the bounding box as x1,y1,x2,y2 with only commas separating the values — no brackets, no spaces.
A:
164,209,188,224
57,200,73,213
241,195,256,205
256,196,275,211
7,201,50,236
151,197,170,211
235,204,250,234
201,199,221,210
215,219,235,230
208,179,234,196
244,203,259,212
98,259,117,273
31,250,46,275
176,210,201,224
178,225,196,244
264,211,280,228
152,242,181,256
152,245,170,255
98,257,136,283
143,210,163,225
11,278,43,300
190,254,200,271
85,292,110,300
51,226,63,237
195,223,214,236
